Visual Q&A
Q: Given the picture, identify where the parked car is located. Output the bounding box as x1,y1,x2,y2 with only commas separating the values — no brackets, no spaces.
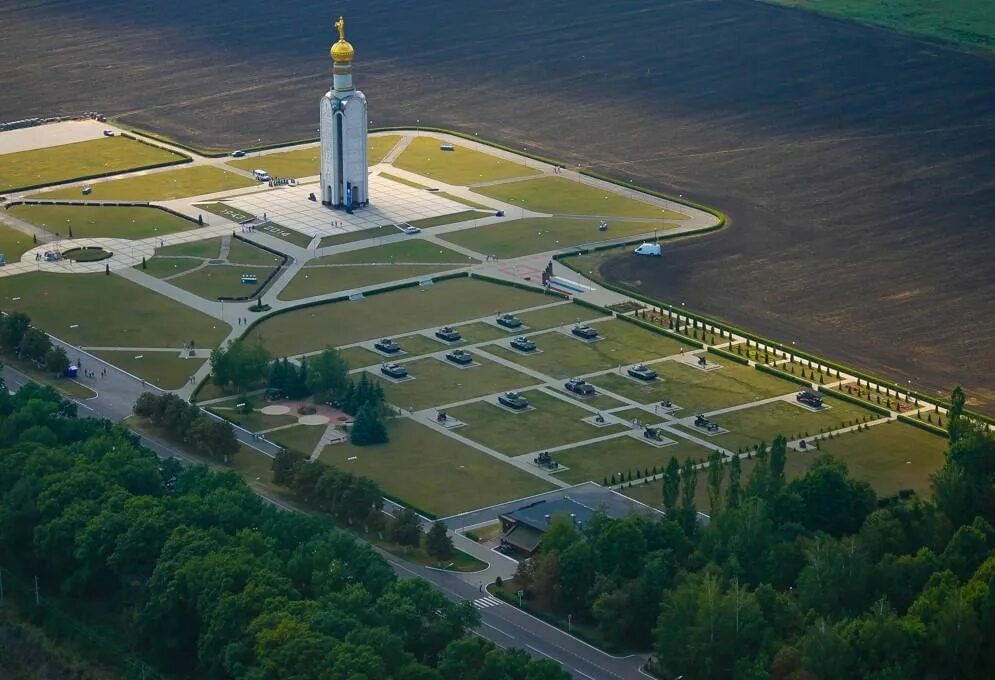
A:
230,150,247,157
102,130,115,137
564,378,596,396
633,242,662,256
380,363,408,379
498,391,530,410
627,364,658,381
400,224,421,235
510,336,537,352
374,338,401,354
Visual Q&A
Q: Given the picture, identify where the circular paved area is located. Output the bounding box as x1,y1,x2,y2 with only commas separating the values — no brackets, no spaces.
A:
298,414,330,426
260,405,291,415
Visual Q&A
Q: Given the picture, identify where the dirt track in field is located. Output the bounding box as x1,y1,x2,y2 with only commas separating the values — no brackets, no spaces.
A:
2,0,994,411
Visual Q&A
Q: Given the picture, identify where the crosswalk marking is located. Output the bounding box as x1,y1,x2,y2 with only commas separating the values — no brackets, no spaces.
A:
472,595,503,609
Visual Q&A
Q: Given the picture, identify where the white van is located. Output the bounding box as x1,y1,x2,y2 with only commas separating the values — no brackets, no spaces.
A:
252,169,270,182
633,242,662,256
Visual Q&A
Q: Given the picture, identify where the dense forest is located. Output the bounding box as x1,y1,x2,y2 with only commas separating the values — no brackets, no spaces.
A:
0,376,568,679
515,389,995,678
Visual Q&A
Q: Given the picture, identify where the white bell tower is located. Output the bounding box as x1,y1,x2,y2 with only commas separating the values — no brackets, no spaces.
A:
319,16,368,210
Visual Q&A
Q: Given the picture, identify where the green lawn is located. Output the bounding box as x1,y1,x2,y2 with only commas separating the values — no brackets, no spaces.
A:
483,319,686,379
278,264,457,300
229,147,320,178
549,384,627,411
0,222,36,261
368,135,403,164
408,210,491,229
592,360,796,412
339,345,384,368
708,397,878,453
436,192,494,210
446,390,627,456
380,173,429,189
8,204,194,240
0,272,230,348
320,418,555,516
471,176,688,219
268,424,327,456
338,334,447,368
555,437,713,485
168,264,277,300
454,322,514,345
817,422,948,497
370,356,539,410
393,136,540,185
154,237,221,259
517,302,605,330
227,238,284,266
763,0,995,52
37,166,256,201
310,240,476,265
228,136,400,177
0,136,185,192
318,225,402,248
249,277,554,356
140,257,203,278
441,217,676,258
90,350,205,389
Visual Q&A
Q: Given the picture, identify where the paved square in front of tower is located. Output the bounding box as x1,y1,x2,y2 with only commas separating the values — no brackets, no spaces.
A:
224,174,475,237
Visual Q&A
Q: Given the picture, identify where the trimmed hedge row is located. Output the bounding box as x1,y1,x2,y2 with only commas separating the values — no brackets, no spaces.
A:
468,272,569,300
7,199,204,231
897,414,949,439
818,386,892,417
3,155,192,194
618,314,704,348
555,257,995,425
571,297,612,314
240,272,471,340
556,222,727,259
119,132,192,161
216,235,289,302
756,363,813,388
708,346,749,365
382,491,438,521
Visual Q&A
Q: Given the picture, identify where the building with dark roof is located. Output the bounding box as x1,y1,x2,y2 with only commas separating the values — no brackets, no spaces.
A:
498,497,599,556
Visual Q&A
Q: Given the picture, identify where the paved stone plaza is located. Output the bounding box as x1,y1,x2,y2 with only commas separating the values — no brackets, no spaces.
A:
224,173,475,237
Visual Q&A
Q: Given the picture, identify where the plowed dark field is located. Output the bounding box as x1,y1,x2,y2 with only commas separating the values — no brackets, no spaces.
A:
3,0,994,410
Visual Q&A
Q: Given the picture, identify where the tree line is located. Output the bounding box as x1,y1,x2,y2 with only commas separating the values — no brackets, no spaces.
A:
0,376,568,679
514,388,995,679
134,391,239,463
211,339,388,445
0,311,70,376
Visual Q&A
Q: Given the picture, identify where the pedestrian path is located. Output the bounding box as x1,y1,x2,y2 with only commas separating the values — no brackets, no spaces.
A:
472,595,503,609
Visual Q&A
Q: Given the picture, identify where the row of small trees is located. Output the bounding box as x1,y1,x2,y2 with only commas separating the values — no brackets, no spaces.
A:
270,447,454,560
134,391,239,463
0,311,70,375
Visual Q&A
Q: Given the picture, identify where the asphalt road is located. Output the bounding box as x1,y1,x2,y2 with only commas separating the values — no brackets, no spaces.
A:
6,0,993,410
1,360,648,678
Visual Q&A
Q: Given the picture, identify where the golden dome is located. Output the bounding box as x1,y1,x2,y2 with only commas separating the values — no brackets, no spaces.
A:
331,16,354,63
331,40,354,63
